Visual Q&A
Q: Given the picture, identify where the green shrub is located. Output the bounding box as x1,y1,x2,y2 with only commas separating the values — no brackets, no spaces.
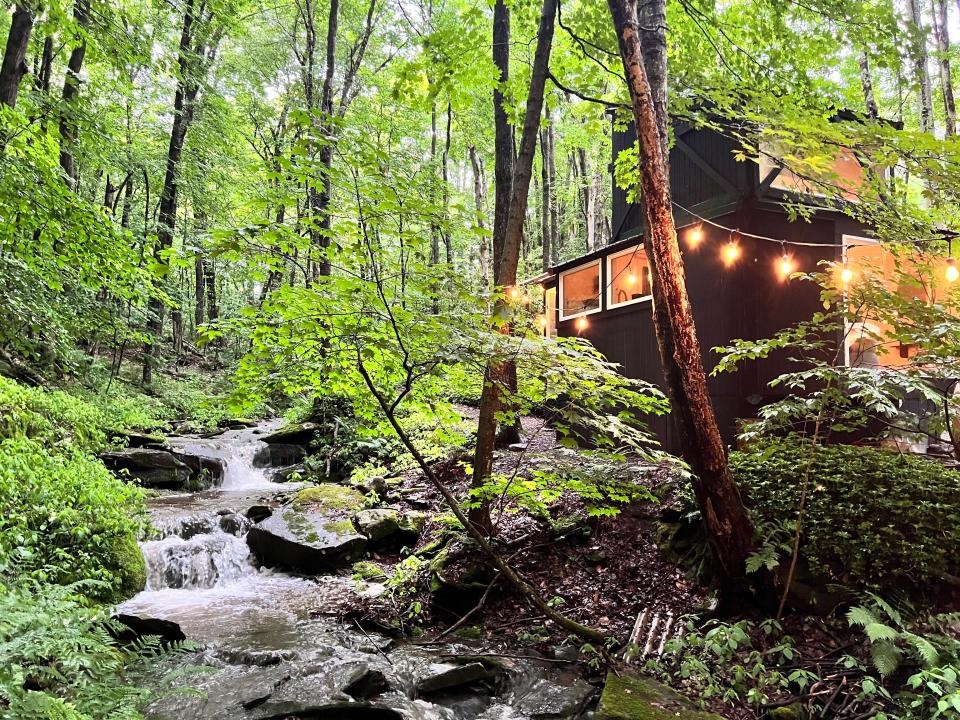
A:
730,442,960,589
0,581,160,719
0,376,110,453
0,438,147,601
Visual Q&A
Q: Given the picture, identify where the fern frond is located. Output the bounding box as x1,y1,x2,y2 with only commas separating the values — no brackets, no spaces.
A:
871,641,902,677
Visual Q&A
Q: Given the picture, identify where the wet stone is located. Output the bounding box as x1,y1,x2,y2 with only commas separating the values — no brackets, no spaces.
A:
416,662,497,695
515,678,595,719
246,510,367,574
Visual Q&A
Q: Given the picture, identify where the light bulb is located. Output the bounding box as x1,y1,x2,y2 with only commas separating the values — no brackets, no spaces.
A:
688,224,704,248
948,259,959,283
508,286,520,299
627,272,637,285
575,317,588,332
722,241,741,266
537,315,547,328
777,254,795,280
841,266,853,285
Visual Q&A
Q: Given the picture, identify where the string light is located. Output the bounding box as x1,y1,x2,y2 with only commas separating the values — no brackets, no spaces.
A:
537,315,547,328
948,258,959,283
777,243,795,281
840,265,853,285
687,223,704,248
508,287,520,299
722,231,742,266
627,271,637,285
575,317,588,333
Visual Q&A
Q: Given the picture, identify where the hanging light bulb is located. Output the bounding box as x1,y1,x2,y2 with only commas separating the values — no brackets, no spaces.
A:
575,316,588,332
777,244,795,280
508,286,520,299
840,265,853,285
722,232,742,267
948,258,959,283
688,223,704,248
627,271,637,285
537,314,547,328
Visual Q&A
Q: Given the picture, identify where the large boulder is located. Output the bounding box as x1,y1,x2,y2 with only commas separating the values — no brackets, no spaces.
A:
262,422,319,447
246,485,368,574
173,451,226,489
100,448,192,488
596,672,725,720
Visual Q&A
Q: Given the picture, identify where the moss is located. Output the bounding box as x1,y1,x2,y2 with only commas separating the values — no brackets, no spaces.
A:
106,536,147,602
293,484,365,514
322,519,357,536
597,672,725,720
352,561,388,581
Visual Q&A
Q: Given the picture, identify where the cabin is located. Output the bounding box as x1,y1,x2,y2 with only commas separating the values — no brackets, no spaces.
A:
537,115,915,453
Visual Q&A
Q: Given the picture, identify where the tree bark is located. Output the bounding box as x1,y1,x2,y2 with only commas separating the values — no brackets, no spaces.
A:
443,100,453,265
0,3,34,108
194,255,206,329
540,125,551,272
607,0,755,587
35,35,52,94
547,112,559,265
490,0,513,276
859,50,880,120
314,0,339,278
908,0,935,132
59,0,90,186
204,258,218,323
469,145,490,289
933,0,956,134
472,0,558,532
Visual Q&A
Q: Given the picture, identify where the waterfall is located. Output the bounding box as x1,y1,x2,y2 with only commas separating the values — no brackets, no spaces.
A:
142,526,256,591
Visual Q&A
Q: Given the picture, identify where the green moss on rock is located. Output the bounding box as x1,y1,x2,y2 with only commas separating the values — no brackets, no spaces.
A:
105,535,146,602
293,484,366,514
597,672,725,720
352,561,388,581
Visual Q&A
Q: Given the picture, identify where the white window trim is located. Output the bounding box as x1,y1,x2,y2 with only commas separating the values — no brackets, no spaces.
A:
558,259,603,321
606,245,653,309
841,234,879,368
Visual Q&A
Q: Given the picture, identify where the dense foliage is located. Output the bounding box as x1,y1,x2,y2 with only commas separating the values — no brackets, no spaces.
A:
731,442,960,590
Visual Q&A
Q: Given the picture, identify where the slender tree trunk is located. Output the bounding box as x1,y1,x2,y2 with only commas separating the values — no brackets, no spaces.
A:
194,255,206,329
121,176,134,229
59,0,90,186
443,101,453,265
143,0,205,384
540,125,551,272
490,0,514,277
314,0,339,278
472,0,558,532
35,35,52,94
430,99,440,266
171,310,184,355
607,0,755,587
0,4,34,108
908,0,935,132
104,175,116,209
933,0,956,134
859,50,880,120
204,258,218,323
469,145,490,290
547,112,559,264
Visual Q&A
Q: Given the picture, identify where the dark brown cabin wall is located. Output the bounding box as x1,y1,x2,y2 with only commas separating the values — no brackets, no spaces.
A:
552,208,859,453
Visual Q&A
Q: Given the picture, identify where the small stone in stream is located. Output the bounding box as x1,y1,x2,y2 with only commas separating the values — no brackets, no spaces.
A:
353,508,399,542
507,442,528,452
341,665,390,700
218,512,252,537
516,678,595,719
111,614,186,645
246,505,273,523
272,464,305,483
415,662,496,695
255,702,403,720
551,644,580,662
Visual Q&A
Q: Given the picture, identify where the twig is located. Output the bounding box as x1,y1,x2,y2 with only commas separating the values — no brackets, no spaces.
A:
352,618,394,666
435,572,501,640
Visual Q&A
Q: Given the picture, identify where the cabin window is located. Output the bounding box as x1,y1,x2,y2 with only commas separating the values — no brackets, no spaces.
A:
607,246,652,308
759,141,864,202
842,235,953,368
559,260,601,320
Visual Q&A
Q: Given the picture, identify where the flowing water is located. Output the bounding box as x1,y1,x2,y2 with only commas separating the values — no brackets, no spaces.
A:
119,422,593,720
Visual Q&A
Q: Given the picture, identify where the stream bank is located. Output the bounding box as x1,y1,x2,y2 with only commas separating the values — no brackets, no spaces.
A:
117,422,600,720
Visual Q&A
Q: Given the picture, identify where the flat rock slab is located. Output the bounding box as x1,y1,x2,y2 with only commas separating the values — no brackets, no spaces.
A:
247,509,367,574
516,678,595,719
416,662,497,695
597,672,725,720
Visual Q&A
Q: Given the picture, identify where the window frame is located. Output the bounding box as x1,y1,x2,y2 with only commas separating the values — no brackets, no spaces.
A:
606,245,653,310
841,234,879,368
558,259,603,321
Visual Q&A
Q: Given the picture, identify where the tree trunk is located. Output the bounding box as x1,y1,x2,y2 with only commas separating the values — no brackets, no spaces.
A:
540,125,551,272
314,0,339,278
171,310,183,355
35,35,52,94
469,145,490,289
204,258,218,323
908,0,935,132
607,0,755,588
194,255,206,329
0,4,34,108
143,0,206,384
59,0,90,186
443,101,453,265
547,112,559,265
472,0,558,532
933,0,956,134
430,99,440,266
490,0,514,277
104,175,116,209
859,50,880,120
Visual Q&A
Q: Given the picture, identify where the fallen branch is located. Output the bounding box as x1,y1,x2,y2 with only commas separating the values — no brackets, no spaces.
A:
435,572,501,641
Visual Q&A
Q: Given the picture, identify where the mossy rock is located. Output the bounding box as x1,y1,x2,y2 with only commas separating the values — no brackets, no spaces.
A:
354,508,400,542
106,535,147,602
293,484,366,514
597,672,725,720
262,422,319,446
352,561,388,581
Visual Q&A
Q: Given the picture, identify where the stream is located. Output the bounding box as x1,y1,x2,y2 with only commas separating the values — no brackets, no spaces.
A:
118,423,595,720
